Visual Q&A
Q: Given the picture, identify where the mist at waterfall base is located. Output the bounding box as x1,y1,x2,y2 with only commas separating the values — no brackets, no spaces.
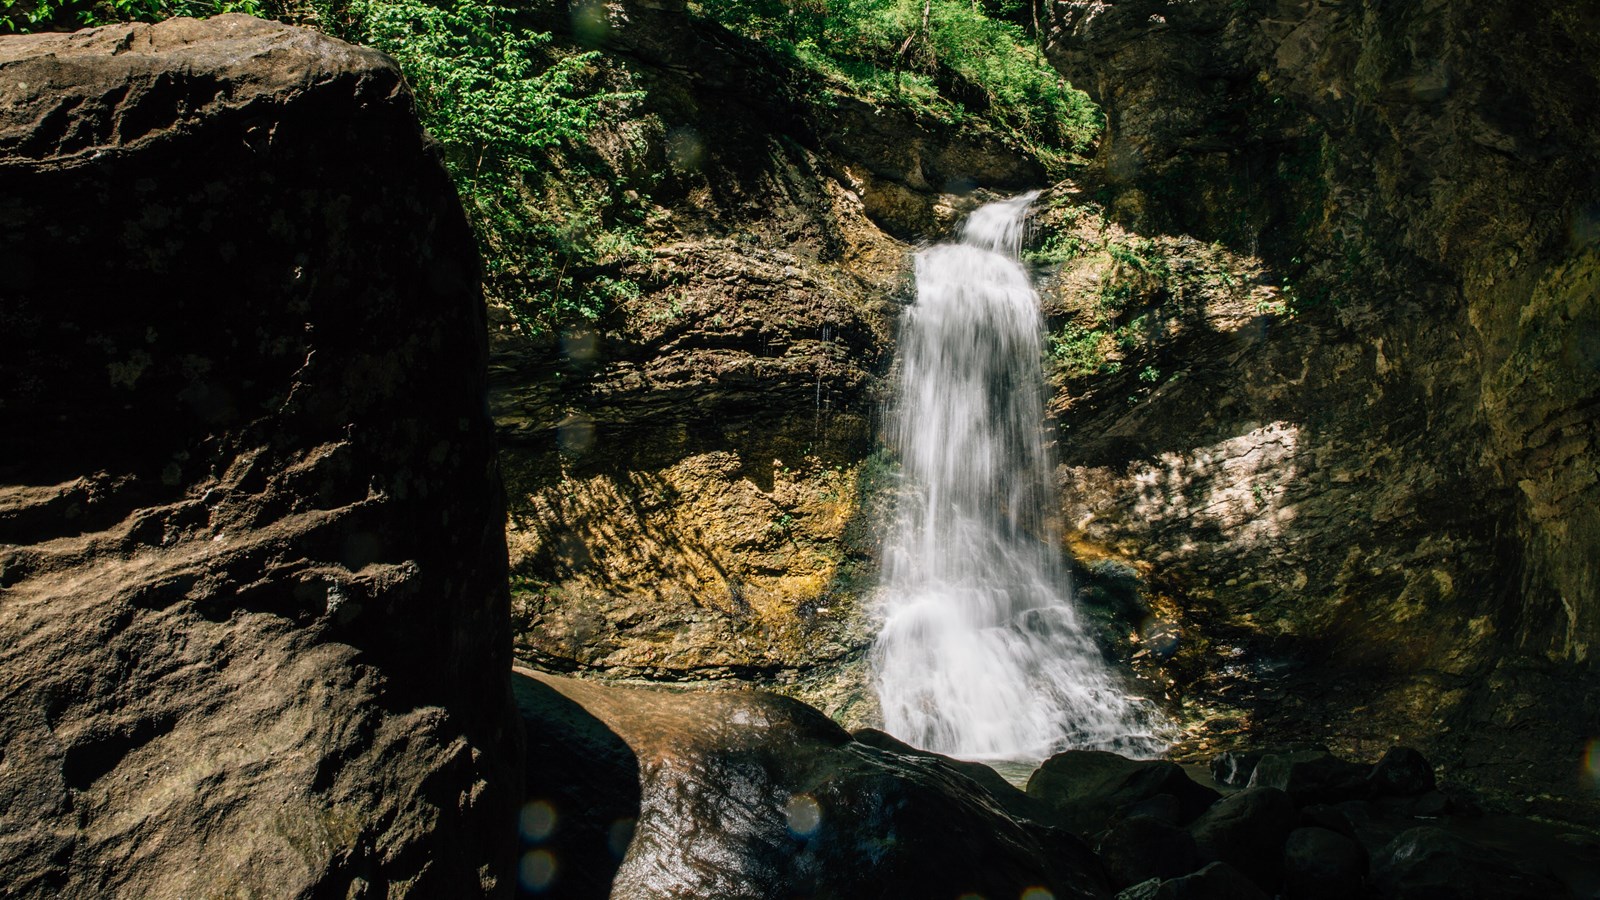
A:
871,193,1165,764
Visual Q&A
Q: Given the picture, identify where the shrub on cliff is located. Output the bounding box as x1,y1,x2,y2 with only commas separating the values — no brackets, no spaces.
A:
347,0,647,334
694,0,1100,168
1,0,259,31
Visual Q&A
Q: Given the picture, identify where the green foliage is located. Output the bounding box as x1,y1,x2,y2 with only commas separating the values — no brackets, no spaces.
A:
356,0,613,163
349,0,647,334
691,0,1100,168
2,0,260,32
1023,230,1088,266
1049,322,1110,377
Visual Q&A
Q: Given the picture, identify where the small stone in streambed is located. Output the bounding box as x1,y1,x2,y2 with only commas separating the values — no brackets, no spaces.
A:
1210,749,1264,787
1097,814,1205,888
1282,826,1369,900
1187,786,1299,892
1115,861,1270,900
1028,750,1221,837
1367,746,1437,797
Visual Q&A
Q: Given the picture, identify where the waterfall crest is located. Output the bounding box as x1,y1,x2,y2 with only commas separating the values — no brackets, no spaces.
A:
871,192,1163,760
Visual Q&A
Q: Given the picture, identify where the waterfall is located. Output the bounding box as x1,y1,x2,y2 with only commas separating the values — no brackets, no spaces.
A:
871,192,1162,761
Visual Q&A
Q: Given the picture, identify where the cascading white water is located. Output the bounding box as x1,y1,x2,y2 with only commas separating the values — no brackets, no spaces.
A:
871,192,1162,761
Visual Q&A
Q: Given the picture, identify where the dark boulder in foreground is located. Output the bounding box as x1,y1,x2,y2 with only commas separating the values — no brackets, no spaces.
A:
1186,786,1299,891
1282,826,1368,900
1373,827,1568,900
517,669,1112,900
1028,749,1221,836
0,16,519,897
1098,813,1205,889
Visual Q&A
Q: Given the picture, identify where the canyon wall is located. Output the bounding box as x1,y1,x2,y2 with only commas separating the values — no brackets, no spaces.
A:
1037,0,1600,816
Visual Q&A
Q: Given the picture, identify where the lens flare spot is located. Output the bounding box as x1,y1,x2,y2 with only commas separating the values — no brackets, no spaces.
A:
561,328,599,363
557,414,596,456
1021,889,1055,900
609,817,637,859
667,127,705,173
520,849,557,892
1584,738,1600,788
520,800,557,842
785,793,822,836
570,0,609,46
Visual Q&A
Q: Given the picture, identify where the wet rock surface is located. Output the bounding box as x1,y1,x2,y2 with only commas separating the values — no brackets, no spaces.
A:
1372,826,1567,900
1283,826,1369,900
1083,745,1599,900
1027,749,1222,836
1117,861,1270,900
515,669,1112,900
0,16,518,898
1248,749,1372,805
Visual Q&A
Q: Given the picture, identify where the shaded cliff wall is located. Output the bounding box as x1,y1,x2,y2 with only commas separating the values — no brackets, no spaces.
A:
0,17,520,896
1040,0,1600,814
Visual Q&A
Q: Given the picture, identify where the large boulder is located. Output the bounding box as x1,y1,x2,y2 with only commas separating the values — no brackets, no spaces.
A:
1248,749,1372,805
0,16,519,897
1028,749,1221,836
519,670,1112,900
1372,827,1568,900
1282,826,1369,900
1367,747,1438,798
1098,814,1206,889
1186,786,1299,892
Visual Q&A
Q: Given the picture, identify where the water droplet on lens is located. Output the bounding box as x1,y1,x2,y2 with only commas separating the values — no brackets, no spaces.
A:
519,849,558,892
520,800,558,842
784,794,822,836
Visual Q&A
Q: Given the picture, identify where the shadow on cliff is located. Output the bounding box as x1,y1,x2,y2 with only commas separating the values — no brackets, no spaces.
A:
1048,287,1593,811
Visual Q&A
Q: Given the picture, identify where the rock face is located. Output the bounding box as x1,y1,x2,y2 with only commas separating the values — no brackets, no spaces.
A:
494,0,1042,719
1027,749,1221,837
1036,0,1600,817
0,17,518,897
515,669,1112,900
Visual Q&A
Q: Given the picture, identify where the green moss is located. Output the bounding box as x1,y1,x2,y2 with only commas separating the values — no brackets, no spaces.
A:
689,0,1101,169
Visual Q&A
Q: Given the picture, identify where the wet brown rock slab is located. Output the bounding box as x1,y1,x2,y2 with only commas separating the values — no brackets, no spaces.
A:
515,668,1112,900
